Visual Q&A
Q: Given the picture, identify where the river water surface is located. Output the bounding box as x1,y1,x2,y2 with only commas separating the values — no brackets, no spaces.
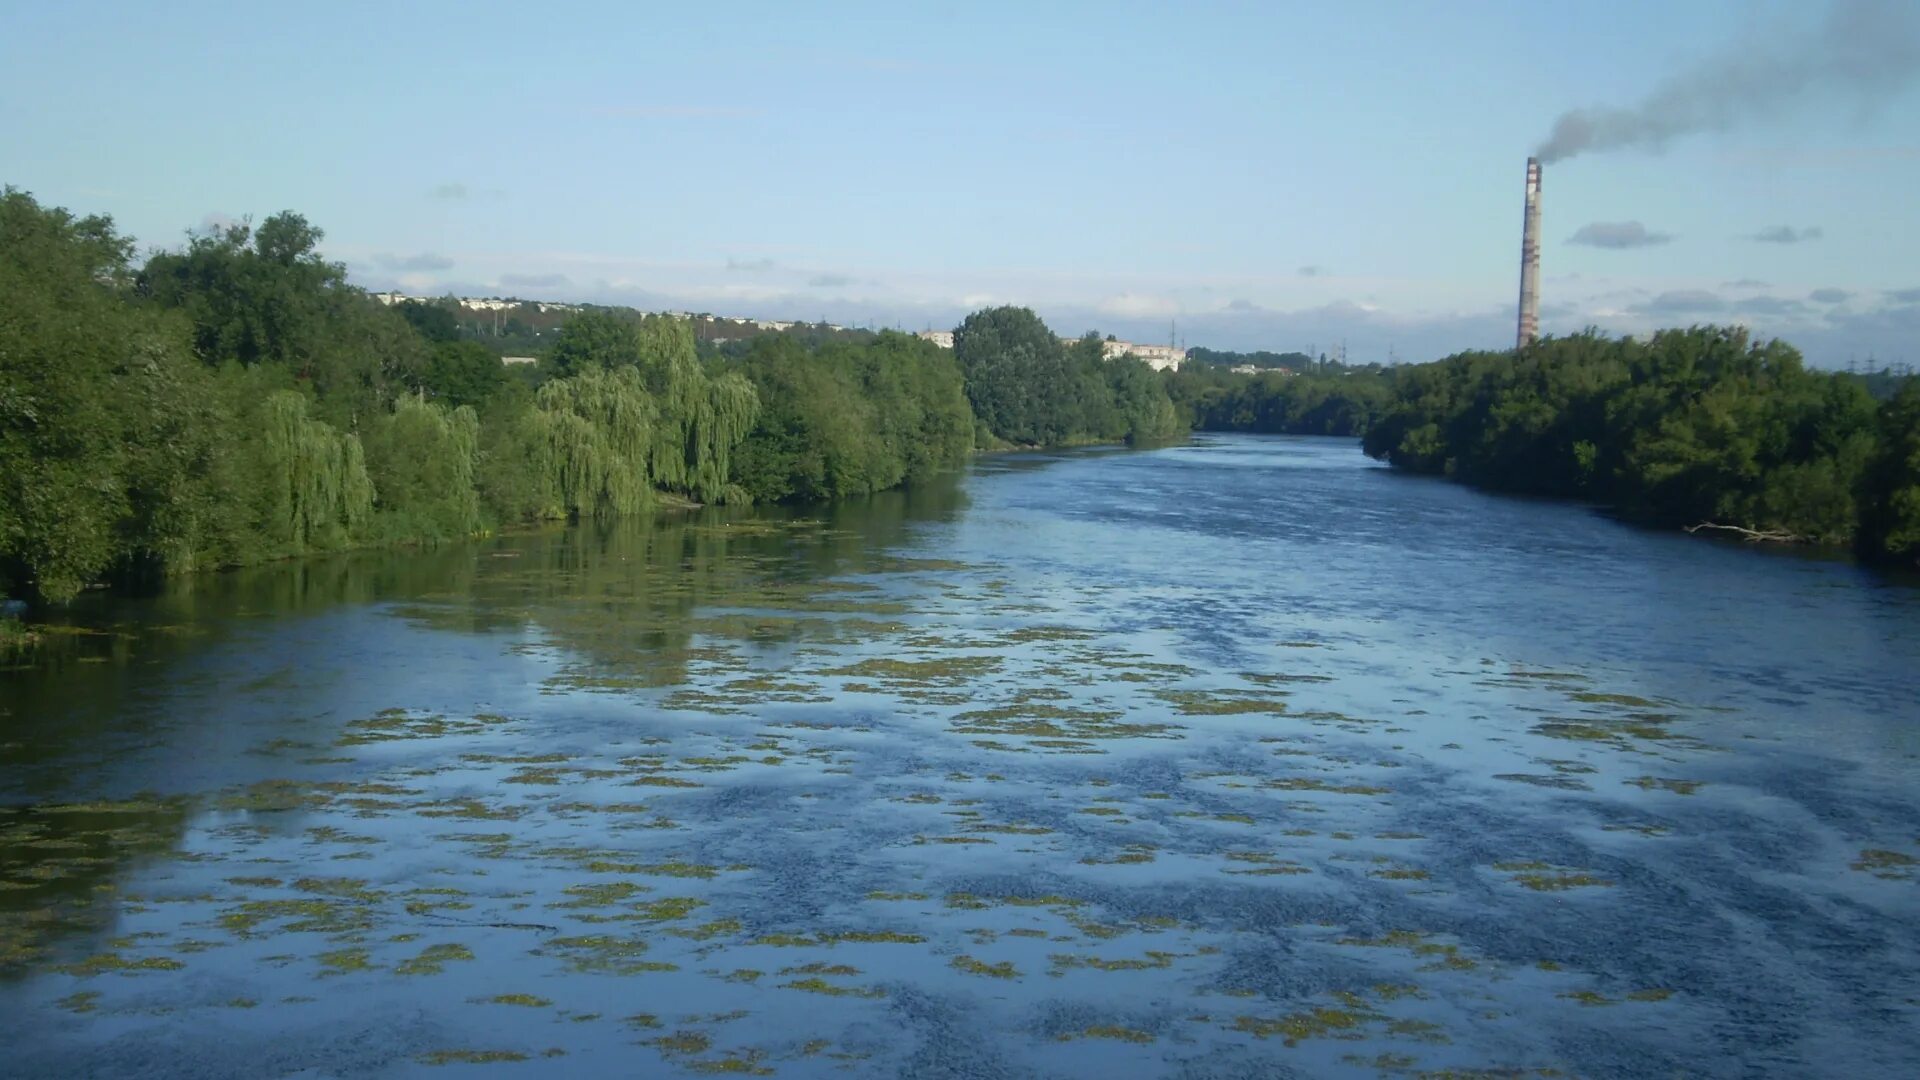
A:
3,434,1917,1078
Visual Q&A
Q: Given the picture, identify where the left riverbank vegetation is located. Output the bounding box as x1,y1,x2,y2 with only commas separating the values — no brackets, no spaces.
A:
0,190,1183,609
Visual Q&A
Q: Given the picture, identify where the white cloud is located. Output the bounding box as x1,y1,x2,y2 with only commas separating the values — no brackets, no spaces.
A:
1096,292,1181,318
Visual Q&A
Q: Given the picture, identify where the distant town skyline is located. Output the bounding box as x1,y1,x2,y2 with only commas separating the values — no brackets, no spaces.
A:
4,0,1917,367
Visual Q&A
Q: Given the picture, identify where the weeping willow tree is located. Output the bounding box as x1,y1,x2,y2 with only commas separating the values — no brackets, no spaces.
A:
691,372,760,504
527,365,656,518
634,319,704,493
632,318,759,503
254,390,373,556
364,394,482,541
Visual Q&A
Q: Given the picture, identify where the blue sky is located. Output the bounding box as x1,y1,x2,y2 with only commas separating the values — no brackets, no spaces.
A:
4,0,1917,366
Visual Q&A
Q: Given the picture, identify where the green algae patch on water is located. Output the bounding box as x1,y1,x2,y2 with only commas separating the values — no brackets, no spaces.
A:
1370,867,1431,881
1231,1005,1378,1046
1155,689,1291,716
950,702,1174,743
56,990,103,1013
419,1049,529,1065
1505,868,1613,891
1626,776,1705,795
1263,777,1392,796
1851,849,1918,880
1495,772,1593,791
822,655,1002,684
59,951,186,976
554,882,647,908
646,1030,713,1055
672,918,744,941
544,934,677,975
337,709,515,746
1059,1025,1155,1043
1049,950,1178,974
474,993,552,1007
1569,691,1666,709
781,976,885,998
950,954,1020,978
1221,850,1313,876
395,943,476,975
316,947,375,976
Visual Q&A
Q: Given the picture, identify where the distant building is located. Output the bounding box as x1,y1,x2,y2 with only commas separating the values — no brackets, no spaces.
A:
501,356,538,366
1100,340,1184,372
917,330,955,349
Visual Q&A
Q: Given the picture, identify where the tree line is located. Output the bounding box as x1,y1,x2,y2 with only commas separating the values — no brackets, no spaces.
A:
0,190,1183,608
1170,329,1919,568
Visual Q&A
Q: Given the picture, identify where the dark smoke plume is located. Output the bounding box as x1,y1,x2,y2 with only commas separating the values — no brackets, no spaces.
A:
1536,0,1920,164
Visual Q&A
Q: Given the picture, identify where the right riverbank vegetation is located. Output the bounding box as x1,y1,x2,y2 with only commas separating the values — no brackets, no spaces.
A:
1171,333,1919,569
3,188,1916,615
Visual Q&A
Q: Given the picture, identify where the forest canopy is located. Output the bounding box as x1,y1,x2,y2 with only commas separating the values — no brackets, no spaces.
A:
3,188,1914,607
0,191,1182,605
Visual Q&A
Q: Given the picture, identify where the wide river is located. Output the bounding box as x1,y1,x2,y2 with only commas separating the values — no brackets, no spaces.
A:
3,435,1917,1078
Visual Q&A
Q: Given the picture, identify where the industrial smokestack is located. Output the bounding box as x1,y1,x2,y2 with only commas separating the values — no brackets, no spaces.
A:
1516,157,1541,350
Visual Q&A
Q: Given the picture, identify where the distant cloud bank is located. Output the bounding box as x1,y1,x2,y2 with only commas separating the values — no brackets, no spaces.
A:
375,252,454,272
500,273,571,288
1568,221,1675,249
1751,225,1824,243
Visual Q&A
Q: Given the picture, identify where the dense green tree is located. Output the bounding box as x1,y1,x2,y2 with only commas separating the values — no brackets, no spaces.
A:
1359,328,1884,545
952,308,1184,448
1169,365,1391,439
1858,382,1920,567
953,306,1074,446
547,309,642,376
396,298,460,344
725,332,972,502
364,395,482,541
0,189,230,601
241,391,375,557
137,212,428,425
420,340,511,410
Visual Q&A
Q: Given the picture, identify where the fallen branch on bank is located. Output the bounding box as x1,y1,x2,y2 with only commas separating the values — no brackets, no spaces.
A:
1683,522,1806,544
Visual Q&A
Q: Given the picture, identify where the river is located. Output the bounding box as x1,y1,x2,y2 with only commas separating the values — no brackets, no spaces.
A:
3,434,1917,1078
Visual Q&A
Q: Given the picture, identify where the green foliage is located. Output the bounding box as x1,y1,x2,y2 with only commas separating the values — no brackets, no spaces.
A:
954,307,1075,446
1168,366,1390,438
137,212,428,425
0,188,226,601
548,310,642,376
726,332,972,502
527,366,658,518
246,391,375,557
626,318,760,503
420,341,510,410
1857,382,1920,567
16,186,1907,607
396,299,460,344
952,308,1183,448
1360,328,1882,545
364,396,482,542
